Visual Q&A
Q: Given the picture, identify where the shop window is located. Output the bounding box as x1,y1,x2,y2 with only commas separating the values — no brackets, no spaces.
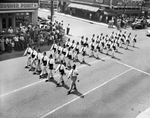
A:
8,18,12,28
15,12,30,27
2,18,6,29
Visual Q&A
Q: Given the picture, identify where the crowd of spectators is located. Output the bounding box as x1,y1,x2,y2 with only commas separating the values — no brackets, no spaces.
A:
0,20,65,55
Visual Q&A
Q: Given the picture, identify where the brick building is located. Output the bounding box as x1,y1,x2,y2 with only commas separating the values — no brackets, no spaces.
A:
0,0,39,33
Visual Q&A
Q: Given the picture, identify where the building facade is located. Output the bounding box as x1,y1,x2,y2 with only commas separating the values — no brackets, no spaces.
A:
0,0,39,33
59,0,148,23
40,0,58,10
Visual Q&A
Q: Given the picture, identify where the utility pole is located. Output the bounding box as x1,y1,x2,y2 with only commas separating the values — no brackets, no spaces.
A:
51,0,54,22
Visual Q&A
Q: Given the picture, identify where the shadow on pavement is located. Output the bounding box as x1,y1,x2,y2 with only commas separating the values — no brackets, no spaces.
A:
45,79,58,85
112,56,121,60
80,61,91,66
70,89,84,98
116,51,123,54
57,83,70,90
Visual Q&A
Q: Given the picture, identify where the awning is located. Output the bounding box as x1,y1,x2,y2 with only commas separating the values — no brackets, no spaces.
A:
68,3,99,12
104,10,116,16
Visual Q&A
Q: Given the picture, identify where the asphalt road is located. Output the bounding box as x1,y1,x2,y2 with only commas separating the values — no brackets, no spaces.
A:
0,10,150,118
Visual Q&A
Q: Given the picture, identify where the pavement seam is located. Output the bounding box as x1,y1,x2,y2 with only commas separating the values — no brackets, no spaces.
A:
38,68,132,118
109,58,150,76
0,57,109,98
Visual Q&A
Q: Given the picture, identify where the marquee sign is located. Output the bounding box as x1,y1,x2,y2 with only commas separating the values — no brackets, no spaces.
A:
0,3,38,10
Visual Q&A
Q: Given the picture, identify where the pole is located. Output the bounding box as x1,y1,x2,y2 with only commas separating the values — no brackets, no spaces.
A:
51,0,54,22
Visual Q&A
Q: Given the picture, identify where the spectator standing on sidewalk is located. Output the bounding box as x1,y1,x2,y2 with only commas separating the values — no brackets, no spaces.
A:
66,24,70,35
0,37,5,53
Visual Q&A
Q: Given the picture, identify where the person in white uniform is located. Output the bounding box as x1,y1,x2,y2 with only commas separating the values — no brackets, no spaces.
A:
47,54,55,81
40,52,49,78
55,60,66,86
23,44,32,68
67,64,79,95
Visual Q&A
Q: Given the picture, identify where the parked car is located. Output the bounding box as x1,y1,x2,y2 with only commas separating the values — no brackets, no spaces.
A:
146,29,150,36
131,19,147,29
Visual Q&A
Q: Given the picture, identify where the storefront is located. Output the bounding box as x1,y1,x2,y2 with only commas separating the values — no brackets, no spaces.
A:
0,1,39,33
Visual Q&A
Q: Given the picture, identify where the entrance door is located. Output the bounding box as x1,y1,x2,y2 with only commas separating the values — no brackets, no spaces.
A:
2,18,12,32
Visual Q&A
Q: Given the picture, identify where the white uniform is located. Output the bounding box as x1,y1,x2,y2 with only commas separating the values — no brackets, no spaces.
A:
23,47,33,67
68,68,79,92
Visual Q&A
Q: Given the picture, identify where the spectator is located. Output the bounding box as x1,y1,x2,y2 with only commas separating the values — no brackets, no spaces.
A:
19,34,25,50
8,27,14,34
0,37,5,53
13,35,20,51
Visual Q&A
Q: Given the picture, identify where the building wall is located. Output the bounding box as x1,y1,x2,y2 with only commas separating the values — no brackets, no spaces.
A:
0,0,39,3
0,0,39,32
112,0,143,7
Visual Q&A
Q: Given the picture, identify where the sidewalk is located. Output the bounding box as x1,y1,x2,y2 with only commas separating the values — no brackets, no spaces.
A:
39,8,109,27
136,108,150,118
0,36,67,61
54,12,109,27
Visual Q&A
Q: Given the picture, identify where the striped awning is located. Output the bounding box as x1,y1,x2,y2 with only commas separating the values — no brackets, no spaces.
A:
68,3,99,12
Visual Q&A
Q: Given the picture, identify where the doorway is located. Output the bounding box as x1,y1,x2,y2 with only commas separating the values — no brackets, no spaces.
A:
2,17,12,32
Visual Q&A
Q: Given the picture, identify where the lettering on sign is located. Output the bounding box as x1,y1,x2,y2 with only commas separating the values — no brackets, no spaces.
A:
0,3,38,9
95,0,104,3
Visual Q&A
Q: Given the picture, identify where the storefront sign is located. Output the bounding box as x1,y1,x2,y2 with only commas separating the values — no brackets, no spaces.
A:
95,0,104,3
0,3,38,10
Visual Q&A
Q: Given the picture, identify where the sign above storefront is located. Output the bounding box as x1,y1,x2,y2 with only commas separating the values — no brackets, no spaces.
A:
0,3,38,10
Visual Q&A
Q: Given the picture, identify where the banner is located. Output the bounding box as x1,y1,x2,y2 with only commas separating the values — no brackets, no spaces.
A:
0,3,38,10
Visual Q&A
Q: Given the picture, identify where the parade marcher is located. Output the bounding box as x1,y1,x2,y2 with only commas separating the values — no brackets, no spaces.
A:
80,36,84,47
95,41,101,59
122,31,127,44
80,44,87,63
65,38,71,49
66,24,70,35
47,54,55,81
39,52,49,78
125,35,131,50
73,42,80,62
66,47,72,69
96,35,100,44
50,41,57,61
91,34,95,41
100,37,105,53
106,40,111,55
61,44,67,66
84,37,89,48
57,43,63,63
67,64,79,95
70,40,76,59
111,42,116,58
29,47,38,71
23,44,32,68
55,60,66,86
132,34,137,47
33,49,43,75
89,39,95,57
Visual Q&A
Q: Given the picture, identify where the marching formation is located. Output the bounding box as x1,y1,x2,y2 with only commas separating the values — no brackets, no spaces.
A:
23,30,137,95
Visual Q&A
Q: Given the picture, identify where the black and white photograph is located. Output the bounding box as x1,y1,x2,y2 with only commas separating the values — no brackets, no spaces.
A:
0,0,150,118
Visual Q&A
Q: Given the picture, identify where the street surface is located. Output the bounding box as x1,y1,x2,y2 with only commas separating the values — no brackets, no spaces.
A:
0,9,150,118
